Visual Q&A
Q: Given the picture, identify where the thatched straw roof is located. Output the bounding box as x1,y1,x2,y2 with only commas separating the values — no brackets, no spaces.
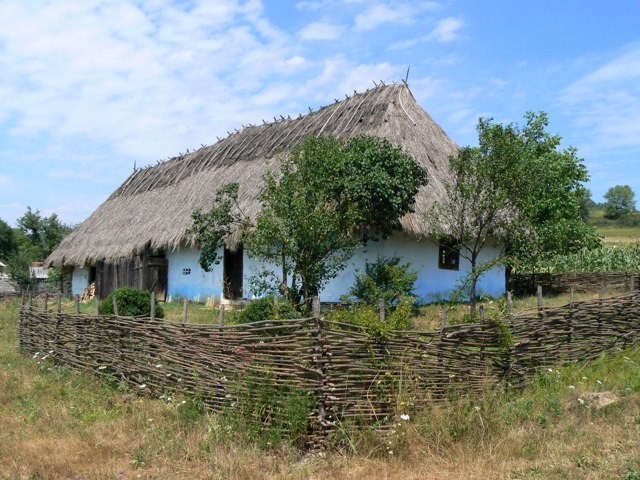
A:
47,83,459,267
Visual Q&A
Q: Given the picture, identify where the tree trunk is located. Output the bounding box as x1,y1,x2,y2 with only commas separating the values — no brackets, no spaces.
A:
469,259,478,319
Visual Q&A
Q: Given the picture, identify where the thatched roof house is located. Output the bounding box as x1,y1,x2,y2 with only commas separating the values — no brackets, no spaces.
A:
48,83,505,302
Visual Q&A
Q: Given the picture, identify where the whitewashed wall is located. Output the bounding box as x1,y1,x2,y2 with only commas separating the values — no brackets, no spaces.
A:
164,233,505,303
317,232,505,303
166,247,224,302
71,267,89,296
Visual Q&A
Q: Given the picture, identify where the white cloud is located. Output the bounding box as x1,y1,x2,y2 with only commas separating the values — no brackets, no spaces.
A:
562,44,640,151
299,21,346,40
428,16,464,42
355,4,401,30
389,16,464,50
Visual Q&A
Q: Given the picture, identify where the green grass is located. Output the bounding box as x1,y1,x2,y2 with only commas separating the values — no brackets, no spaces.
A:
588,209,640,244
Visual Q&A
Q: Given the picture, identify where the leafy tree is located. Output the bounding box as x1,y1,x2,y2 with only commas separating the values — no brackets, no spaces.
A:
578,188,596,221
0,218,17,259
604,185,636,219
426,146,518,317
16,207,74,261
426,112,600,316
191,135,427,302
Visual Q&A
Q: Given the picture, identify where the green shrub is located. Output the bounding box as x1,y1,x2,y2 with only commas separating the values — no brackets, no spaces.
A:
326,298,413,338
98,287,164,318
235,296,301,324
350,257,418,306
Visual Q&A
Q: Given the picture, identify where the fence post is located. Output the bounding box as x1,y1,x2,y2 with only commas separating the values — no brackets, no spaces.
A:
536,285,544,318
440,304,447,334
479,305,486,362
567,286,574,355
21,291,26,306
312,296,328,448
507,291,514,325
182,297,188,326
378,298,385,323
57,293,62,314
150,291,156,321
75,294,80,314
598,283,605,335
95,294,100,316
44,293,49,313
219,304,225,328
28,293,33,308
112,295,119,317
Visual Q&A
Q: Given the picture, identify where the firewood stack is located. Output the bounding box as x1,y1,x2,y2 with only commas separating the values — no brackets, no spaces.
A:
81,282,96,302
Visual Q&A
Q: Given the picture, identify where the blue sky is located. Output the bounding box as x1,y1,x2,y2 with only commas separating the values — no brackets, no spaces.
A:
1,0,639,226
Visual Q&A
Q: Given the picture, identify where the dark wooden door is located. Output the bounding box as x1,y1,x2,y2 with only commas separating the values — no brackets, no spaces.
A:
223,246,243,299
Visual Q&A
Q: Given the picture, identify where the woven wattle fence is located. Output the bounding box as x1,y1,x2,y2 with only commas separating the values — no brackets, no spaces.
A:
509,271,640,296
18,290,640,448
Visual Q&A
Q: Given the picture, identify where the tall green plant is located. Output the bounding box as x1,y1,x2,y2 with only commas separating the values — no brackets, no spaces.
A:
350,257,418,306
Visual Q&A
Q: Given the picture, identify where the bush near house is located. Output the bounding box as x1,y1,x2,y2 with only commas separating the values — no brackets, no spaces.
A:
98,287,164,318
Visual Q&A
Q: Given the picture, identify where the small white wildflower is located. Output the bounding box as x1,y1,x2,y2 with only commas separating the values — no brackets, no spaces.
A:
388,450,393,455
166,373,172,377
473,406,480,411
596,380,602,385
33,352,40,358
48,350,53,354
578,398,585,405
166,396,171,401
400,414,410,421
225,394,232,398
155,364,162,368
581,376,588,381
548,368,553,372
181,400,187,404
98,366,107,370
568,385,575,390
139,384,146,389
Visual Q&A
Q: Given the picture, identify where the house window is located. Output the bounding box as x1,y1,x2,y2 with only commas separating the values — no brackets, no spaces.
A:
182,268,191,276
438,240,460,270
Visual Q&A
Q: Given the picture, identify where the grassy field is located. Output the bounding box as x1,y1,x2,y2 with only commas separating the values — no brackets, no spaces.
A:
2,296,640,479
589,209,640,244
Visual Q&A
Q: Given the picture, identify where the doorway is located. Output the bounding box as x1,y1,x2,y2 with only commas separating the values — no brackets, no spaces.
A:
223,246,243,299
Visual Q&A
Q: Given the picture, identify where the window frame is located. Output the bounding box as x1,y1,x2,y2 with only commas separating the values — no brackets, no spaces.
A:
438,239,460,271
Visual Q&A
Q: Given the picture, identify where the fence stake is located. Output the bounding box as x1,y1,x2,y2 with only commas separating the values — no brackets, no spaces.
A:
112,295,119,317
150,291,156,321
95,294,100,316
631,276,635,292
44,293,49,312
598,283,605,334
21,291,26,305
378,298,385,323
570,285,575,305
479,305,485,323
440,305,447,334
536,285,543,318
219,304,225,327
312,295,327,448
182,297,188,326
507,291,514,325
57,293,62,313
75,294,80,314
28,293,33,308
